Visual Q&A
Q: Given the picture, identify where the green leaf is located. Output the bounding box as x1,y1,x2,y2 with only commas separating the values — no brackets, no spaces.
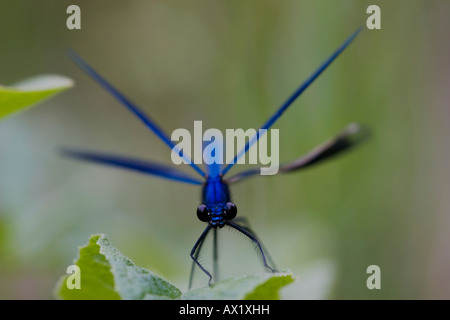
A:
55,234,181,300
0,74,73,120
181,273,294,300
56,234,294,300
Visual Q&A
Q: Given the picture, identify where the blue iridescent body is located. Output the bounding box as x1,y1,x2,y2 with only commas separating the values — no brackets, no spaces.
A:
201,177,231,228
63,27,368,287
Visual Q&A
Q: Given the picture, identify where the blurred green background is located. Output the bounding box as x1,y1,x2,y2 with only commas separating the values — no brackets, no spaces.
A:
1,0,449,299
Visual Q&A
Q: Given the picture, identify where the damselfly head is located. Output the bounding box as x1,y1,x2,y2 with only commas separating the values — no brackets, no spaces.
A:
196,202,237,228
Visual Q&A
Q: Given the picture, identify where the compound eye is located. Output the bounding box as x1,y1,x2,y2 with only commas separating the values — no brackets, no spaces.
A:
225,202,237,220
196,204,210,222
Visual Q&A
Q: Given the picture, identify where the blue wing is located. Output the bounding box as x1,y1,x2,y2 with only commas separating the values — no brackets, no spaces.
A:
221,27,363,177
67,50,206,178
61,148,203,185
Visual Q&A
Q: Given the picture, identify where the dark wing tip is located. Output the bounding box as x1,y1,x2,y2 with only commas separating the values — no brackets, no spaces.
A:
340,122,371,147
